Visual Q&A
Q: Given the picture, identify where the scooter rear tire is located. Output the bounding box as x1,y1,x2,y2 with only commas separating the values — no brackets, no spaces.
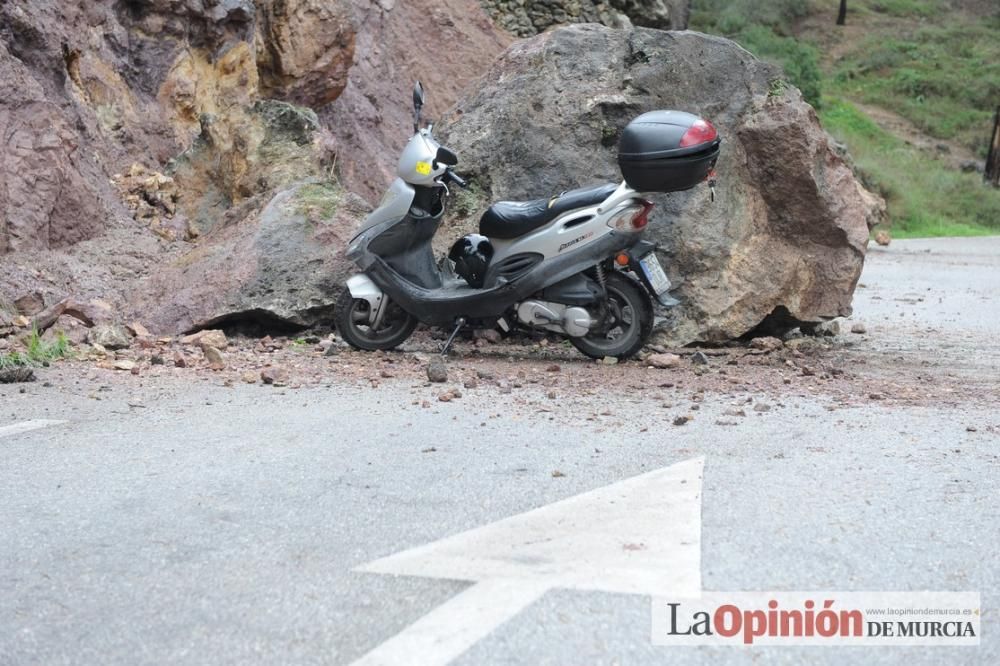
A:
570,271,653,360
334,288,418,351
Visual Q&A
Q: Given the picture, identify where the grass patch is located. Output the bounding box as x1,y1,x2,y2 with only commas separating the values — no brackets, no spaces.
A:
692,2,823,107
821,98,1000,236
829,17,1000,155
0,328,72,370
294,182,341,218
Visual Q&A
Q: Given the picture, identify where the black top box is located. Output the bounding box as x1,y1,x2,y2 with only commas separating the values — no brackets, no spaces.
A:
617,110,721,193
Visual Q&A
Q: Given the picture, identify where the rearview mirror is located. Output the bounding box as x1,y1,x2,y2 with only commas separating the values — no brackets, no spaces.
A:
435,146,458,167
412,81,424,131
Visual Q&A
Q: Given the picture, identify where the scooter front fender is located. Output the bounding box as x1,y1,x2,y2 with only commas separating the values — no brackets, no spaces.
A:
346,274,386,324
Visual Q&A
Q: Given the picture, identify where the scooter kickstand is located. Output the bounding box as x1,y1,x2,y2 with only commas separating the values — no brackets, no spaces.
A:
439,317,467,356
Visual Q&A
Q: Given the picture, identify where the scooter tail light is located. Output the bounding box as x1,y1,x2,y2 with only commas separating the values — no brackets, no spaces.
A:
607,201,654,232
679,119,718,148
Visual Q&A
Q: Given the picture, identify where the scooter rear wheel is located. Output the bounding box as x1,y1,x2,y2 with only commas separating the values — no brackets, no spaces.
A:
335,289,418,351
570,271,653,360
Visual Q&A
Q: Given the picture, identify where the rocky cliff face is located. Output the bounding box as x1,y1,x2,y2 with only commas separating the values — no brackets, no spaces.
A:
480,0,689,36
437,25,884,344
0,0,507,332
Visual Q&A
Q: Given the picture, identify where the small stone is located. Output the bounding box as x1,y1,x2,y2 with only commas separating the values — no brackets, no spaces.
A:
150,355,164,365
181,329,228,350
113,359,136,371
850,322,867,334
869,392,884,400
202,345,226,370
723,408,746,417
0,367,35,383
241,371,257,383
476,369,495,380
260,367,289,386
801,366,816,377
546,364,561,372
690,351,709,365
438,391,454,402
749,336,783,352
647,353,681,369
966,426,977,432
601,356,619,365
173,352,188,368
551,470,566,478
476,329,502,343
127,321,152,338
427,360,448,383
463,378,478,389
673,415,690,426
753,403,771,412
547,390,557,399
874,230,891,246
450,388,463,399
89,324,132,350
12,315,30,328
816,320,841,337
14,292,45,317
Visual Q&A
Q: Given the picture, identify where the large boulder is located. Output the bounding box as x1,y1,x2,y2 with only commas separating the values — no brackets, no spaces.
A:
479,0,689,36
129,182,366,334
438,25,883,345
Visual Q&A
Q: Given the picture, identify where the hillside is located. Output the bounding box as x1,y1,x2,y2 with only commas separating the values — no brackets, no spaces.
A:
691,0,1000,237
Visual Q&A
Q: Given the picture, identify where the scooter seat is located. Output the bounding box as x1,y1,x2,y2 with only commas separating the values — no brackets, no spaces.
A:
479,183,618,240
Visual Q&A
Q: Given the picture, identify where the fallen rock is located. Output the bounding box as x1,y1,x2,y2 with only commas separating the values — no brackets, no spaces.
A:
850,322,867,334
88,324,131,350
181,329,228,350
814,320,841,337
202,346,226,370
439,25,882,345
241,370,258,383
127,321,152,339
0,367,34,383
261,366,289,385
875,230,891,246
647,352,681,369
672,415,690,426
113,359,136,371
14,292,45,316
12,315,30,328
427,360,448,383
749,336,783,353
690,351,709,365
130,182,366,334
41,315,89,346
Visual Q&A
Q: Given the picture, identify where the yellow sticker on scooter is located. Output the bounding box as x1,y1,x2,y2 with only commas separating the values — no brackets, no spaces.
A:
415,161,432,176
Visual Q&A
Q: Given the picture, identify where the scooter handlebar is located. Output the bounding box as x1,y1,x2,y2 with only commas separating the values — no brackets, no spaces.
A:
444,169,469,189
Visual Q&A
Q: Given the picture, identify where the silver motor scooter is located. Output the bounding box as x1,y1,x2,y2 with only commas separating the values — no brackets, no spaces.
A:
336,82,720,359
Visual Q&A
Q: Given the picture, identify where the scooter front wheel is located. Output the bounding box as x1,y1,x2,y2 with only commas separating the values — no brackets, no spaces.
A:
334,289,418,351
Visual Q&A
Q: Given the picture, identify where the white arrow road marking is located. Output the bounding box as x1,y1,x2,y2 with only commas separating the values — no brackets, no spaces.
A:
352,456,704,666
0,419,66,440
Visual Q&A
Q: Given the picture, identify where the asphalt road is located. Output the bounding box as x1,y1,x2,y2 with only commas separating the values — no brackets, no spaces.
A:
2,238,998,665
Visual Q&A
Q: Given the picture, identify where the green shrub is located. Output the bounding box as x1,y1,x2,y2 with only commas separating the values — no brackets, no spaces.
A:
821,98,1000,237
0,328,71,370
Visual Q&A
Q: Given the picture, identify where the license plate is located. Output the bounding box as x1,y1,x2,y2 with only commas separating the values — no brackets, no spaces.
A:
639,253,671,295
